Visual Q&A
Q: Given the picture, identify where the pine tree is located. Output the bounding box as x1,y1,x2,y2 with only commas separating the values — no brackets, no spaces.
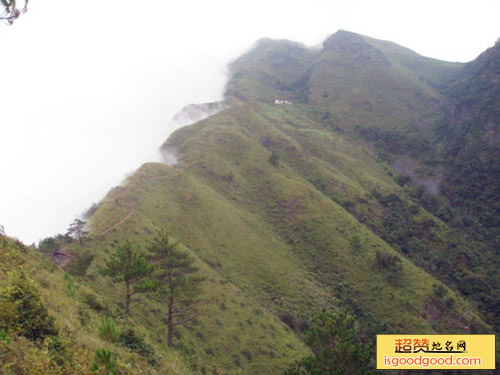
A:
100,240,152,315
66,218,88,245
147,231,205,347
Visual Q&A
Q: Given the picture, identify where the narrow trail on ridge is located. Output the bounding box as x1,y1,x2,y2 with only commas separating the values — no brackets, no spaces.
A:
56,165,186,266
94,179,138,237
98,202,135,236
97,163,191,236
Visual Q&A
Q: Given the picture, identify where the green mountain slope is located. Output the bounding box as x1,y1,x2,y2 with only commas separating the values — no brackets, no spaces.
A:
226,38,319,103
84,169,310,375
224,30,500,341
76,99,489,373
159,101,487,333
0,231,192,375
13,30,499,374
441,40,500,231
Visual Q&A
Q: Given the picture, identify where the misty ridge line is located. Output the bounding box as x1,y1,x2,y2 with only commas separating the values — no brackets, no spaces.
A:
63,27,469,244
4,19,498,243
74,99,229,228
6,97,230,244
158,100,229,166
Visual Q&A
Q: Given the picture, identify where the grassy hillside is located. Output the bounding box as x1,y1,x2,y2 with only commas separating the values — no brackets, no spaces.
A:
2,219,308,375
226,38,319,103
67,99,490,374
7,30,499,374
83,201,309,375
0,232,191,375
160,102,487,332
226,30,464,178
224,31,500,345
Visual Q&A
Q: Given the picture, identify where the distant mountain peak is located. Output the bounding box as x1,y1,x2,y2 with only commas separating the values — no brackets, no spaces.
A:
323,30,367,50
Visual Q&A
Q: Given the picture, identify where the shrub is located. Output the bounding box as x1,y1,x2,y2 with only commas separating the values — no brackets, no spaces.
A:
433,284,447,299
77,307,91,326
63,273,79,297
241,349,252,361
91,348,117,375
0,335,72,375
97,318,119,342
119,328,157,365
232,354,242,368
269,151,279,167
350,235,361,251
445,297,456,309
395,174,411,186
38,237,59,255
80,289,108,313
285,310,375,375
279,312,309,332
375,251,403,286
375,251,402,272
0,269,59,342
0,329,11,343
432,284,456,310
66,253,94,276
196,330,206,342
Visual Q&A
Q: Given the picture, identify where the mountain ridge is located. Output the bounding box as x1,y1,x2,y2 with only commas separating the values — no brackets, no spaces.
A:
81,29,500,372
4,30,498,375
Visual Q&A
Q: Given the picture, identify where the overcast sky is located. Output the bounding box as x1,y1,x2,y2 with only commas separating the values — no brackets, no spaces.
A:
1,0,499,243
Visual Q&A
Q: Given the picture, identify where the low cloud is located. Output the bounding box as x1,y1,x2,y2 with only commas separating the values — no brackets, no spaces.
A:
1,0,499,243
157,100,228,166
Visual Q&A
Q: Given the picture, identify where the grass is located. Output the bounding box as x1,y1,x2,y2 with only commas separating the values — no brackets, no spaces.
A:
3,30,497,374
83,98,488,375
0,234,191,375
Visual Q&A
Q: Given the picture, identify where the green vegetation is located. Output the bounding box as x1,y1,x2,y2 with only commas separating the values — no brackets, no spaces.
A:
438,41,500,252
100,240,153,315
0,231,191,375
91,348,117,375
146,231,206,348
0,268,59,343
285,310,374,375
3,30,500,374
98,317,119,342
118,328,157,365
67,218,89,245
63,272,78,297
1,235,89,374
